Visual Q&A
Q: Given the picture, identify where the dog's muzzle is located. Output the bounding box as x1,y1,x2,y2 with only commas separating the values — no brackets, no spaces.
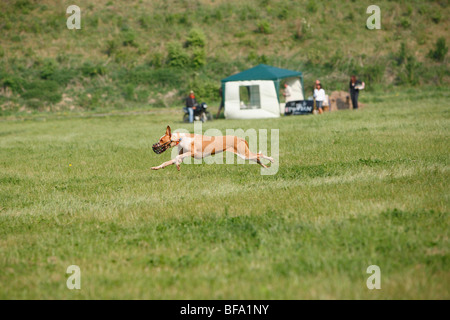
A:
152,141,171,154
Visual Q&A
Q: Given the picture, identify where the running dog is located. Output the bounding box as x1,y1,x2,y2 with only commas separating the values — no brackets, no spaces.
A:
151,126,274,171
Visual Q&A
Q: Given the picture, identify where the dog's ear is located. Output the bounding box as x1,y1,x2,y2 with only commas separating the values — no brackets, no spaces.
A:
166,125,171,137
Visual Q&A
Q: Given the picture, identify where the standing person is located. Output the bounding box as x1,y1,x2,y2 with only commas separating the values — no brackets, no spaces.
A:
349,75,364,110
185,90,198,123
314,83,325,114
216,87,224,119
283,83,292,102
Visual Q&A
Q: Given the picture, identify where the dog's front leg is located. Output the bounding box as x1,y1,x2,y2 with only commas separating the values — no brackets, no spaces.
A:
151,158,175,170
151,151,192,171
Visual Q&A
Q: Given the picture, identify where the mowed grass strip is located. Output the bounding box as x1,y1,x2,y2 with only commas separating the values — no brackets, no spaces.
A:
0,90,449,299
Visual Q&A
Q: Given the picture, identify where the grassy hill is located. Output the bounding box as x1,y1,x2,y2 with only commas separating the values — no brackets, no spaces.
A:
0,0,449,114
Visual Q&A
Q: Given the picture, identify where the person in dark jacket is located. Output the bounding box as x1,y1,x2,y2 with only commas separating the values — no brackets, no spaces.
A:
185,90,198,123
216,87,224,119
349,75,364,110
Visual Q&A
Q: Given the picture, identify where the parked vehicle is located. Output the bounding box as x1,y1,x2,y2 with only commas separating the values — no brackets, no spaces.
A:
183,102,213,122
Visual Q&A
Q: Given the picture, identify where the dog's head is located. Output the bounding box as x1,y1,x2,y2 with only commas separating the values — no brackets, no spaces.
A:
152,126,176,154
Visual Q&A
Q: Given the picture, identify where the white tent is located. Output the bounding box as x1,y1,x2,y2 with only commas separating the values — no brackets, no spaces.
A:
221,64,304,120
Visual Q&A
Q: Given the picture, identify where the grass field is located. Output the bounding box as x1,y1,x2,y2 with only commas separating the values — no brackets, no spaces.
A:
0,88,449,299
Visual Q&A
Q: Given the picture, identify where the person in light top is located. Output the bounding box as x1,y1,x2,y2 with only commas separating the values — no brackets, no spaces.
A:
314,83,325,114
283,83,292,102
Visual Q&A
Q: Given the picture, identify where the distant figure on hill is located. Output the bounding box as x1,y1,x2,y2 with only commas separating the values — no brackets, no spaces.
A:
349,75,365,110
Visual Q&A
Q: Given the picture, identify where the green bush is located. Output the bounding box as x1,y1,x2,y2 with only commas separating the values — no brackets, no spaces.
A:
14,0,36,14
118,65,185,89
167,42,190,68
39,58,57,80
256,20,272,34
81,62,106,77
21,80,62,104
186,28,206,48
306,0,318,13
2,75,25,93
395,42,408,66
121,30,138,47
47,68,79,86
358,64,386,88
427,37,448,62
122,83,136,101
431,12,441,24
149,52,164,68
239,5,260,21
399,17,411,28
105,39,119,57
277,6,289,20
189,80,220,103
192,48,206,68
397,55,421,86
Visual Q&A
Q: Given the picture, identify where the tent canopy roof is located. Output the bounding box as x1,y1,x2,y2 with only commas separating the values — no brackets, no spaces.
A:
221,64,302,83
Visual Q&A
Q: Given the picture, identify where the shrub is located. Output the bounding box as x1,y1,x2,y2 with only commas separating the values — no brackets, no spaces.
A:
14,0,36,14
427,37,448,62
21,80,62,104
256,20,272,34
277,6,289,20
431,12,441,24
186,28,206,48
167,42,190,68
39,58,58,79
359,64,386,87
118,65,185,88
189,80,219,102
306,0,318,13
48,68,79,86
105,39,119,57
399,17,411,28
121,30,138,47
149,52,164,68
81,62,106,77
395,42,408,66
192,48,206,68
239,5,259,21
2,75,25,93
138,15,151,30
397,55,421,85
122,83,136,101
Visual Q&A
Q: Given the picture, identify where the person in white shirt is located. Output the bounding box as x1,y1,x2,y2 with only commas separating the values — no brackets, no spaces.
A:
283,83,292,102
314,83,325,114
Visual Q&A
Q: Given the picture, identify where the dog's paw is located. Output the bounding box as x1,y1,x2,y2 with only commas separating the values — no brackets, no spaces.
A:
151,166,161,170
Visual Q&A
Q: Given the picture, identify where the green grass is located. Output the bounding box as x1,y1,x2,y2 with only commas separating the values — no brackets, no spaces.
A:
0,89,449,299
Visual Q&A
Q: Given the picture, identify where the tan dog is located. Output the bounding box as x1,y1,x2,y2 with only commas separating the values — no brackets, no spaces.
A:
151,126,274,171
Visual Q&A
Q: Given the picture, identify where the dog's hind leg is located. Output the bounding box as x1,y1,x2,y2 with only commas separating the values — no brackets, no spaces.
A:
228,140,271,168
257,152,274,164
